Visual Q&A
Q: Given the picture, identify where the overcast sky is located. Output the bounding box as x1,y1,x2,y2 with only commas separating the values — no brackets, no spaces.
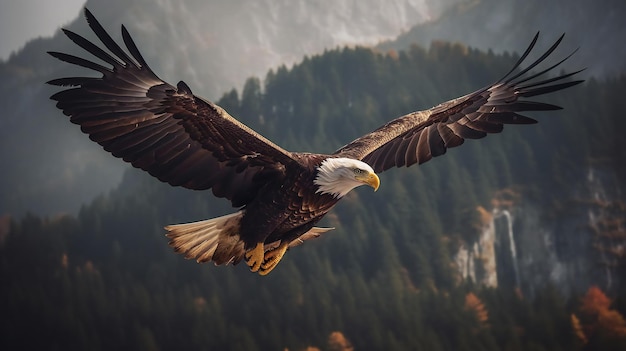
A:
0,0,86,61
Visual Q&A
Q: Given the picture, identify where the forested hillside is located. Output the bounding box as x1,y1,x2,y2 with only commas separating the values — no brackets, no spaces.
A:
2,42,625,350
378,0,626,78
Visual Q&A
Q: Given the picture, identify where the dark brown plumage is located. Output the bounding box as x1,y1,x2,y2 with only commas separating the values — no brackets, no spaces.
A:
48,9,583,275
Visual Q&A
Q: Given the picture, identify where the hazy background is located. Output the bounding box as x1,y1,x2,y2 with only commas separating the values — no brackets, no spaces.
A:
0,0,86,61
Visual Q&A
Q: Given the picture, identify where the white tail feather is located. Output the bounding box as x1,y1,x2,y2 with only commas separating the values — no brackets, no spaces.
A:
165,211,245,265
165,212,336,267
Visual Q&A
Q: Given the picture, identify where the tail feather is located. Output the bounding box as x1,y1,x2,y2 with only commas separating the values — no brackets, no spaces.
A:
212,233,245,265
165,212,336,268
165,211,245,265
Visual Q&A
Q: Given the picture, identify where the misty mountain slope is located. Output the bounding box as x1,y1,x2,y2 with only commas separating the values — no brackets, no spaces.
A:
0,0,459,215
378,0,626,78
2,43,624,351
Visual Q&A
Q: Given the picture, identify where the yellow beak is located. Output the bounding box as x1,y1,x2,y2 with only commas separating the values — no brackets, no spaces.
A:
356,172,380,191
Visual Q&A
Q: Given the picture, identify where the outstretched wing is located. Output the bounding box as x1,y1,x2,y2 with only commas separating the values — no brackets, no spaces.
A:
334,33,584,173
48,9,297,207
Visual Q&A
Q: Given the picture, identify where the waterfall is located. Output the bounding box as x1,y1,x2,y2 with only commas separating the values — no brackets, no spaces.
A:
586,168,615,290
494,209,520,288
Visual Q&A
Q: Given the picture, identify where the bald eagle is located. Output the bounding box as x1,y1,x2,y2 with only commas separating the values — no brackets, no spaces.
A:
48,9,583,275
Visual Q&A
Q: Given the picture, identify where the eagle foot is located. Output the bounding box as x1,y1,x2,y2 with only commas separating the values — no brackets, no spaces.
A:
259,241,289,276
245,242,264,272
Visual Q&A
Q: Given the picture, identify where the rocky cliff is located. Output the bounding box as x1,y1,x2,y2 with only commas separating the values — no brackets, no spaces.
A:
456,167,626,295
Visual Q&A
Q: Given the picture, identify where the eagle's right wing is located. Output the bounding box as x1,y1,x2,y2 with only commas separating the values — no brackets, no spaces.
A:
48,9,297,207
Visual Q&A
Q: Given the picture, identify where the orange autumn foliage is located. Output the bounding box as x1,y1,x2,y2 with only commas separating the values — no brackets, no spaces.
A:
571,314,588,344
573,286,626,343
328,331,353,351
465,292,489,327
580,286,612,315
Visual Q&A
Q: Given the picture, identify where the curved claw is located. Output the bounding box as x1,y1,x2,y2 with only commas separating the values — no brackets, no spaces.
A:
245,242,264,272
259,242,289,276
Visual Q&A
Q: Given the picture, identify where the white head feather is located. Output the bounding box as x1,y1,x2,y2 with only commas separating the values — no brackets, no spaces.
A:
314,158,379,198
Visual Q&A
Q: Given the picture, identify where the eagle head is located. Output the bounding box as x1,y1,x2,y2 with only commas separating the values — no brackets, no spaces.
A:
314,158,380,198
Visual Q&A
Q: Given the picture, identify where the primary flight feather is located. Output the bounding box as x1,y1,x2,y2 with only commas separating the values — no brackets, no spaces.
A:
48,9,583,275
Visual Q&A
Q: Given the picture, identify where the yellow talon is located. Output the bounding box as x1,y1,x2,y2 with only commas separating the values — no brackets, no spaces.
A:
245,242,264,272
259,241,289,276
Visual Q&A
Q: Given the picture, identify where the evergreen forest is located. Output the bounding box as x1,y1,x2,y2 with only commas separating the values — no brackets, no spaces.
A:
2,41,626,350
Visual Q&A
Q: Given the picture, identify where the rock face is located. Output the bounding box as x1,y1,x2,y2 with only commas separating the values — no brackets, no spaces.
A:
455,207,498,288
456,168,626,296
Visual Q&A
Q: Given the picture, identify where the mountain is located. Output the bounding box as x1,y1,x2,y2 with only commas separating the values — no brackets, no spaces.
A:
1,0,624,216
378,0,626,78
2,42,624,351
0,0,460,216
2,2,625,348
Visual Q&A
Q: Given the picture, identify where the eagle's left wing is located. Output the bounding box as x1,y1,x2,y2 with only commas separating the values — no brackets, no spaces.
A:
334,33,584,173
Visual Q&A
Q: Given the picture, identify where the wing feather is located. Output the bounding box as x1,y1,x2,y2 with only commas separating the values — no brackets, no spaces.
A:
426,125,447,158
436,123,464,148
335,33,583,172
404,134,420,166
416,128,432,164
48,9,297,207
394,137,412,167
